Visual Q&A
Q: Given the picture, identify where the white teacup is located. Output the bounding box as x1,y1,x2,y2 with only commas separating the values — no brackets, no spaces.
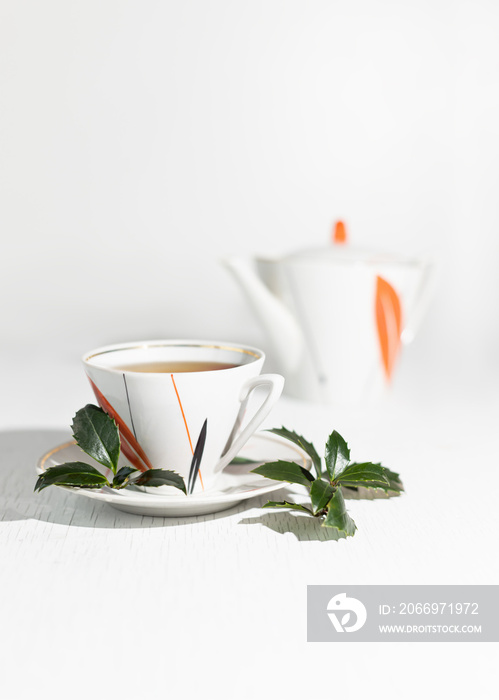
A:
82,340,284,493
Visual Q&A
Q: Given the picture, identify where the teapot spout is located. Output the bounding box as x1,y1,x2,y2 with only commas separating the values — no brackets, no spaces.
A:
222,258,303,374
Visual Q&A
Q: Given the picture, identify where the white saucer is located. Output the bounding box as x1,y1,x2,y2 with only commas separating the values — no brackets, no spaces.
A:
36,432,310,517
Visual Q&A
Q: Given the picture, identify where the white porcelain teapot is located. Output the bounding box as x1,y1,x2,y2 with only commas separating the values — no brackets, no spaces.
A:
224,223,434,404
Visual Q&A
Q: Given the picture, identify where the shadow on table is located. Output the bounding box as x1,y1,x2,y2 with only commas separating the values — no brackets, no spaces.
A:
239,510,348,542
0,428,252,529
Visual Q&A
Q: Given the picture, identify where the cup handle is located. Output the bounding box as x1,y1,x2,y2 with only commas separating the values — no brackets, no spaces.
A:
213,373,285,474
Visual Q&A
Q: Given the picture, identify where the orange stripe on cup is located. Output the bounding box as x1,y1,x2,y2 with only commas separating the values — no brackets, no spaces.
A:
119,436,149,473
375,275,402,380
88,377,153,472
171,374,204,490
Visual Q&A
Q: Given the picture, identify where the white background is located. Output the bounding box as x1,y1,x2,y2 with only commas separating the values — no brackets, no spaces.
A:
1,0,498,386
1,2,498,699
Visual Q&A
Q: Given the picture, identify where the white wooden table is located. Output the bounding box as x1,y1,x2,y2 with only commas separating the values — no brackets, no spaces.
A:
0,347,497,700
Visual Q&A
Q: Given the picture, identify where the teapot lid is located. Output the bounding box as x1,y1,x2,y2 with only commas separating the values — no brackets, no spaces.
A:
280,221,421,267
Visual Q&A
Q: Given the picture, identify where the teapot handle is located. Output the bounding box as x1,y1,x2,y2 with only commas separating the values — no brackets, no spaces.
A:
401,261,437,344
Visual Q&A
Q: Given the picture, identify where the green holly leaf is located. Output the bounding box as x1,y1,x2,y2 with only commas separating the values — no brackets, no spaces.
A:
112,466,137,489
229,456,260,465
34,462,109,491
262,500,314,515
340,466,404,495
324,430,350,480
335,462,390,487
132,469,187,494
72,404,120,474
322,488,356,536
267,427,322,478
384,468,404,492
310,479,335,513
251,460,315,489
